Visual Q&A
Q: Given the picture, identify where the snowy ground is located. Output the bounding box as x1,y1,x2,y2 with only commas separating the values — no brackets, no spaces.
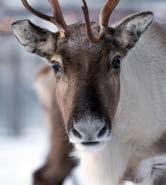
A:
0,128,81,185
0,128,48,185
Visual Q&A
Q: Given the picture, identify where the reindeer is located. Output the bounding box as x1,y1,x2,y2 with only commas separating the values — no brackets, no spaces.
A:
11,0,166,185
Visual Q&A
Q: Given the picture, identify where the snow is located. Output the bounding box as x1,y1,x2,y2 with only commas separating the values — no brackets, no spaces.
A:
0,129,48,185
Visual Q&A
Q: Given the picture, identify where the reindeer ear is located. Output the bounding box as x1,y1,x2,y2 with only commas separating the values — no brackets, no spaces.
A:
11,20,57,58
113,12,154,49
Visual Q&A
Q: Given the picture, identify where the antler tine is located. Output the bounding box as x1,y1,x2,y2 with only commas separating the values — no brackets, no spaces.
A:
82,0,99,43
21,0,51,21
99,0,120,35
48,0,69,37
21,0,69,37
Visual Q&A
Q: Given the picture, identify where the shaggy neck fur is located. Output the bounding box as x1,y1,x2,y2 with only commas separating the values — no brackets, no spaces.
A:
75,23,166,185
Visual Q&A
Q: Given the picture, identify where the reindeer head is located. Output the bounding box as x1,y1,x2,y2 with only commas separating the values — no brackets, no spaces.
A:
12,0,153,151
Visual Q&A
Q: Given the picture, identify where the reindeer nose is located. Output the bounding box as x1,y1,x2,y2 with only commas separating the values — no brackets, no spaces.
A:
69,119,111,144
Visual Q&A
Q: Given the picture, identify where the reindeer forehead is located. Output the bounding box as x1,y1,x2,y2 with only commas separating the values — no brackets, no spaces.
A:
55,22,113,59
57,23,98,49
68,22,98,44
56,44,105,65
53,48,102,67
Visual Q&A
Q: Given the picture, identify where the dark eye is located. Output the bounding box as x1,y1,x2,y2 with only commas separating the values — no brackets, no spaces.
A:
112,56,121,69
51,61,62,73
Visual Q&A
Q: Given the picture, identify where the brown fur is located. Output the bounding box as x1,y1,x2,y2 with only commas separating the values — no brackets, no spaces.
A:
50,23,123,131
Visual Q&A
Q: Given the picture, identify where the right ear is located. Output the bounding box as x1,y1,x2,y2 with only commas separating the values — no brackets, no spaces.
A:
11,20,57,59
111,12,154,50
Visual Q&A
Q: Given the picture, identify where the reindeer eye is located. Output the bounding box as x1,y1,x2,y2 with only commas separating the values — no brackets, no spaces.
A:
51,61,62,73
112,56,121,69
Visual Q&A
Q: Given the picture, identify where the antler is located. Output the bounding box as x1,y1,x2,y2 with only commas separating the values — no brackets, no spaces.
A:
82,0,119,43
82,0,98,43
21,0,69,37
99,0,120,35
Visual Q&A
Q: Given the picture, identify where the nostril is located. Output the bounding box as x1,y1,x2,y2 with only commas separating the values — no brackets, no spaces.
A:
97,125,107,138
71,127,82,139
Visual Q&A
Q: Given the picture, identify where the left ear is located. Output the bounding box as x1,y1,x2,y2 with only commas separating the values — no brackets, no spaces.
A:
113,11,154,49
11,20,57,59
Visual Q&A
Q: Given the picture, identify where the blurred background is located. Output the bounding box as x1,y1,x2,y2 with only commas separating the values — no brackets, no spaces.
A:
0,0,165,185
